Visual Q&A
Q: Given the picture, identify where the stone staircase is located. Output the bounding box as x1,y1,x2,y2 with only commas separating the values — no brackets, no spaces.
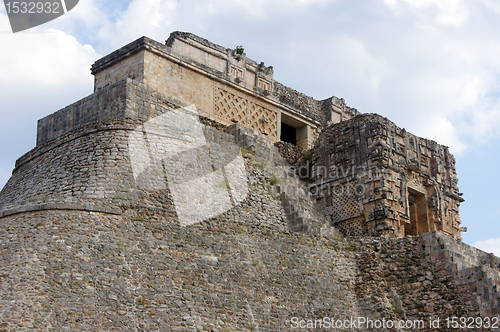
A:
276,165,339,238
226,123,339,238
421,231,500,318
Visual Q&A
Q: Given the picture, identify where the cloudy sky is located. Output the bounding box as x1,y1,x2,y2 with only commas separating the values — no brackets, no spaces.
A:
1,0,500,251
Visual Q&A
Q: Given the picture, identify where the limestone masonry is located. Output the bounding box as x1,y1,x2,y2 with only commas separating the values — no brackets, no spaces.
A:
0,31,498,331
310,114,463,240
34,31,462,240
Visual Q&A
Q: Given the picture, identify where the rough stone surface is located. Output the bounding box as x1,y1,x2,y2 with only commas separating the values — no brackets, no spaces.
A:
274,141,304,167
2,210,499,330
309,113,463,240
89,32,361,149
0,31,493,332
0,161,362,331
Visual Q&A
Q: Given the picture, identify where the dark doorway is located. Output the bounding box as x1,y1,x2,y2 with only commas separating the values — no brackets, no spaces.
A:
405,195,418,236
404,188,429,236
281,122,296,145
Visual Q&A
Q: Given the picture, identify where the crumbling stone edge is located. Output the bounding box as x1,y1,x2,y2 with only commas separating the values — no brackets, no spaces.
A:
0,203,122,218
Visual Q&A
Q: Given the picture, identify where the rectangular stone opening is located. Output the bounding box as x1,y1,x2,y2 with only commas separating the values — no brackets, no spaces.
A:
280,113,311,148
280,122,296,145
405,188,429,236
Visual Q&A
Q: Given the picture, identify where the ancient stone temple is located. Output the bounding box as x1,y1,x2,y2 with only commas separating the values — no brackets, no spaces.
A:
88,31,359,149
6,31,465,241
2,32,498,332
85,31,464,240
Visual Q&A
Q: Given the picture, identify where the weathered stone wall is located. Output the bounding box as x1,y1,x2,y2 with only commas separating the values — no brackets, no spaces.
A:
0,30,485,332
89,32,362,149
167,31,230,77
91,35,285,144
274,141,305,167
421,232,500,318
2,210,498,330
273,81,322,123
2,79,258,219
355,233,500,331
0,86,496,332
93,49,146,92
142,49,217,122
2,79,176,217
2,78,330,240
321,95,360,127
36,79,129,146
0,163,364,331
212,82,280,140
310,113,463,240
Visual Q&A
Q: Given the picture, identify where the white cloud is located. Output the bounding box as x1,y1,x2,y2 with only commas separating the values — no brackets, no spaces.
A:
274,34,388,104
96,0,177,49
0,14,101,186
57,0,105,28
0,26,100,114
331,1,500,156
474,238,500,257
0,15,98,123
456,99,500,145
332,36,388,92
421,116,467,154
2,29,97,84
479,0,500,16
385,0,469,25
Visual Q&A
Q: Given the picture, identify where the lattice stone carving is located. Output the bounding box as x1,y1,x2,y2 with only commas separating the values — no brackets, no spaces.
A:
214,85,278,140
327,180,361,223
214,88,248,124
336,216,364,237
247,104,277,141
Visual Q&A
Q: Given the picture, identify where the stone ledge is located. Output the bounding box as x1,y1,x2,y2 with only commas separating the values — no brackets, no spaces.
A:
91,36,166,75
0,203,123,218
90,32,355,130
166,31,229,56
19,79,186,171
